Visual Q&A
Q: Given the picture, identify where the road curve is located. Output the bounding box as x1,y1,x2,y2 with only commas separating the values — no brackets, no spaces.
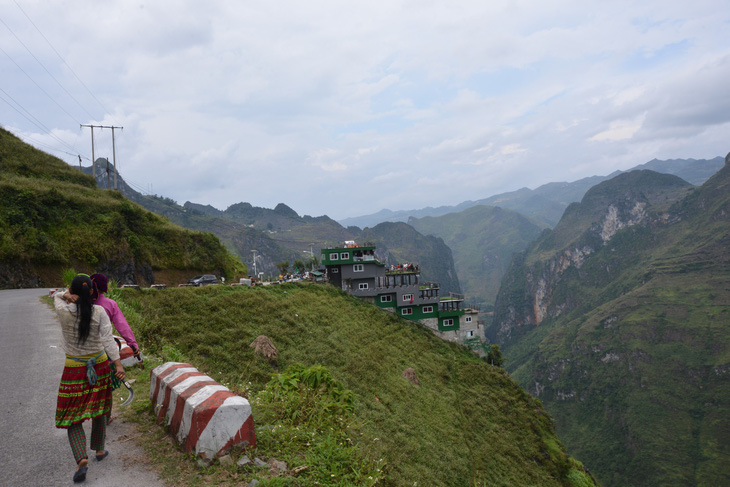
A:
0,288,164,486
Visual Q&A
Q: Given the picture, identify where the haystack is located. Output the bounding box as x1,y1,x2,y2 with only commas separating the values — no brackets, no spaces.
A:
402,367,419,386
249,335,278,362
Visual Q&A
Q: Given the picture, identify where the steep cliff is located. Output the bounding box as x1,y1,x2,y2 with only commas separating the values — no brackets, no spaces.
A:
489,162,730,486
409,205,545,307
491,170,693,344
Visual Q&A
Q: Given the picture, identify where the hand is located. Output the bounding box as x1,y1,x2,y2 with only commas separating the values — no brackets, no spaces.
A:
132,348,142,359
113,359,125,380
62,290,79,303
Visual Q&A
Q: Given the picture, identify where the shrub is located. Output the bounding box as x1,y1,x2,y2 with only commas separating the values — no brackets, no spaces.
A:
255,363,354,427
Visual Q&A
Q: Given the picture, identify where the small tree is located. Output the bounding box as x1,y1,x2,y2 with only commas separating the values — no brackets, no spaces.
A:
486,344,504,367
277,260,290,277
293,259,306,274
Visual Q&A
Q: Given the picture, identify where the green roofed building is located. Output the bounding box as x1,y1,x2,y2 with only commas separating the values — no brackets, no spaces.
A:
322,241,484,346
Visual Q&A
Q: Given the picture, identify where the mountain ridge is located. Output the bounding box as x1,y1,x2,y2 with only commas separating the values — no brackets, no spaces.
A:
488,158,730,486
339,156,724,228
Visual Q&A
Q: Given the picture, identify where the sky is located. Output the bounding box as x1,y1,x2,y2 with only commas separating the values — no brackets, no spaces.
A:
1,1,729,221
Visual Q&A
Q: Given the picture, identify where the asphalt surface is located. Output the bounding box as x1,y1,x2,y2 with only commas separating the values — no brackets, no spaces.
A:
0,288,164,486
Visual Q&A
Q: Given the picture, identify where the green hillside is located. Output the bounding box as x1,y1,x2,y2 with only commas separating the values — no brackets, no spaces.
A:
0,128,246,287
409,205,545,307
122,283,596,486
491,166,730,486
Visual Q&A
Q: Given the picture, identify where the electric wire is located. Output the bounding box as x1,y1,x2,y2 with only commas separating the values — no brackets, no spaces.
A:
5,3,123,161
0,88,78,153
21,135,87,160
0,15,97,122
12,1,120,127
0,45,81,126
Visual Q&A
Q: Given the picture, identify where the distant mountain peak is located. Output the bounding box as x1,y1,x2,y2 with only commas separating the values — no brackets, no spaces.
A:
273,203,299,218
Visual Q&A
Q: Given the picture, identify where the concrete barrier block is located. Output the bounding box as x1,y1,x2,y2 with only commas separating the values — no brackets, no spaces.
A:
150,362,256,457
113,335,140,367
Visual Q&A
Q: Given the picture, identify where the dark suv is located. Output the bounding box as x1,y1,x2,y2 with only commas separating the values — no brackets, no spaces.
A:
188,274,218,287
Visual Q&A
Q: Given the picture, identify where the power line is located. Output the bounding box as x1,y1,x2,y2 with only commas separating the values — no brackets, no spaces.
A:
0,15,97,122
0,88,78,153
0,44,81,126
19,134,88,161
12,1,120,127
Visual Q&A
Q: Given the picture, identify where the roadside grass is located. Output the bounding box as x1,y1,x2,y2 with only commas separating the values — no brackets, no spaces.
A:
113,282,595,486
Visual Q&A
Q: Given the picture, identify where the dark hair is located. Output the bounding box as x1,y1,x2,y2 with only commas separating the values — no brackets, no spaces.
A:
90,273,108,301
70,274,94,344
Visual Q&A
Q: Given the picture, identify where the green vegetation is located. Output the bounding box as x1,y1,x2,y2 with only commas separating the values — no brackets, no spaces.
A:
492,167,730,486
116,283,596,486
409,205,544,307
0,128,246,286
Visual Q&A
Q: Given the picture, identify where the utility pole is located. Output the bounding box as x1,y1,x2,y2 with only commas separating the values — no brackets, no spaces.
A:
81,124,123,189
251,250,258,278
111,126,119,190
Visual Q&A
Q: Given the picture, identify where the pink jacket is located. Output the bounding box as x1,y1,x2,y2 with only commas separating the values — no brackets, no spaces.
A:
95,294,139,351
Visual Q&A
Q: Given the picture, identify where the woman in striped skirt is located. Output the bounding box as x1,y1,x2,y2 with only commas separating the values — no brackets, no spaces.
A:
54,274,125,483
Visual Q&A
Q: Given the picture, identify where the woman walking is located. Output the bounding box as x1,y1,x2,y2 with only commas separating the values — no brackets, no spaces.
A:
54,274,125,483
90,273,141,359
90,273,140,424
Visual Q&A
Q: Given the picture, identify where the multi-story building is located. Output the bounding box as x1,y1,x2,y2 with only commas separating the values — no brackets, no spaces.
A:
321,241,485,346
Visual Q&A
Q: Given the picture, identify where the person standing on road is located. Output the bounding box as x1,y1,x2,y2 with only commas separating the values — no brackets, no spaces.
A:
54,274,125,483
90,273,141,359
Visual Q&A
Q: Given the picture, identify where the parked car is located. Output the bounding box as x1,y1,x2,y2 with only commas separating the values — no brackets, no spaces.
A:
188,274,218,287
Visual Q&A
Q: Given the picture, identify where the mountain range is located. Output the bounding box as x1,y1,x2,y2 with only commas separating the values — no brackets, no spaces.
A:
339,156,724,229
408,205,544,308
83,162,462,293
489,160,730,486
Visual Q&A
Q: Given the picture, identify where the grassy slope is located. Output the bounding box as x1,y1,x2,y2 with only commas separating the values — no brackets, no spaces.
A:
124,283,596,486
0,128,246,285
499,168,730,486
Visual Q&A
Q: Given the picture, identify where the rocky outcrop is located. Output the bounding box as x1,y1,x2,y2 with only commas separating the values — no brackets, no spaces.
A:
490,170,692,344
599,202,647,242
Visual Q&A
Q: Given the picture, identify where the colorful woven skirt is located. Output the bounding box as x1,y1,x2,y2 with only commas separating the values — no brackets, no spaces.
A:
55,351,113,429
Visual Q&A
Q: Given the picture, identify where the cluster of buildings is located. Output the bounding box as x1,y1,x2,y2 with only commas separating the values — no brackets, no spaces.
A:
321,241,485,346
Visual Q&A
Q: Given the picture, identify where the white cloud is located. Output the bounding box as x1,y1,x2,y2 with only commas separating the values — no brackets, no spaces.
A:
590,115,646,142
1,0,729,219
501,144,527,155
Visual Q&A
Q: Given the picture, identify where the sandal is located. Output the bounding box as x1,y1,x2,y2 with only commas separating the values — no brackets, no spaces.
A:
73,459,88,483
96,450,109,461
73,466,87,483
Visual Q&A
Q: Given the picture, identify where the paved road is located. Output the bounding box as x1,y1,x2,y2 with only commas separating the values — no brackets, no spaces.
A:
0,289,164,486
